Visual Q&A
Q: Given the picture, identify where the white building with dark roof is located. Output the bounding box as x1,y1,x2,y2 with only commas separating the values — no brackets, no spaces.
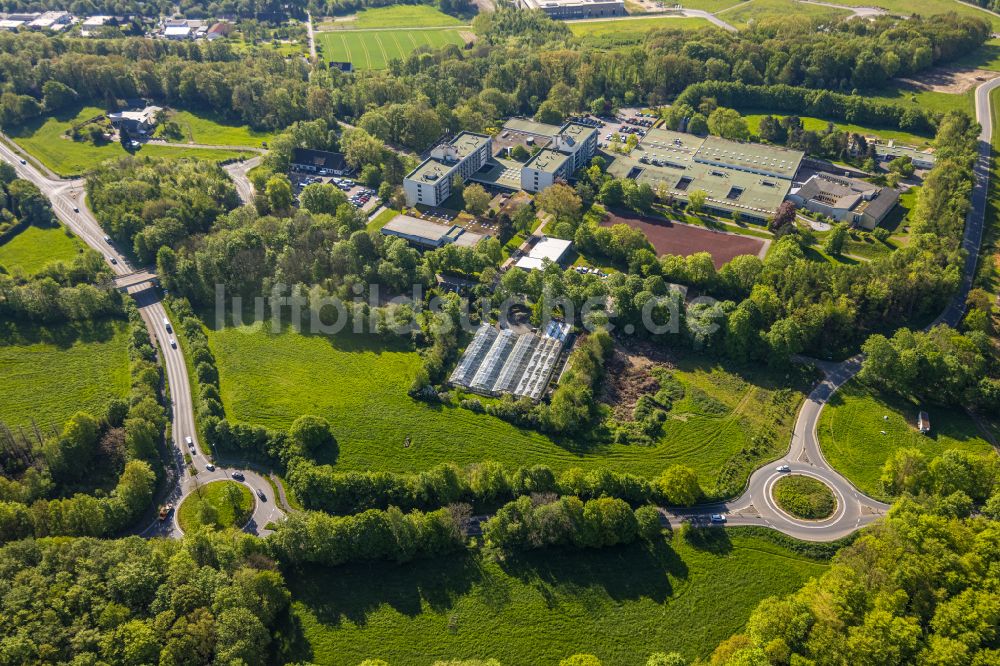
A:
518,0,625,20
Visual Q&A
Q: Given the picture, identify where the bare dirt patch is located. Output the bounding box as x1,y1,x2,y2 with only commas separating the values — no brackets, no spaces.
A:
898,66,998,94
601,340,674,420
602,211,765,268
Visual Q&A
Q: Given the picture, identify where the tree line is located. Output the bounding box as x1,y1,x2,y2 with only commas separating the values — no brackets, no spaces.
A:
287,458,704,516
0,303,165,542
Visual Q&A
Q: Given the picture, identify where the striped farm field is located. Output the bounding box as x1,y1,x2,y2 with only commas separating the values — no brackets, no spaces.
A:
315,28,469,70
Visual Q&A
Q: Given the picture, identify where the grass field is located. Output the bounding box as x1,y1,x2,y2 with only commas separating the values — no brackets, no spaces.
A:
834,0,1000,32
177,480,254,532
719,0,851,27
955,37,1000,72
568,16,716,38
0,224,83,275
285,532,828,665
8,106,252,176
743,113,934,148
0,320,130,431
315,28,468,70
321,5,465,29
672,0,744,11
157,109,274,147
864,85,975,117
818,380,998,499
207,323,805,495
366,207,400,232
773,475,836,519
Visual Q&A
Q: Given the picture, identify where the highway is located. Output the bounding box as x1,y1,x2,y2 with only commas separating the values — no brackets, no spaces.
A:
0,138,283,538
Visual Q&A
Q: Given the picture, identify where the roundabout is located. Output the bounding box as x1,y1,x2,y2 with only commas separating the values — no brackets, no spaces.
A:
176,480,255,534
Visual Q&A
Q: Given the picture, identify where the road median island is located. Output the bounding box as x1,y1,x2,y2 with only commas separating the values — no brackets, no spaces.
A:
773,474,837,520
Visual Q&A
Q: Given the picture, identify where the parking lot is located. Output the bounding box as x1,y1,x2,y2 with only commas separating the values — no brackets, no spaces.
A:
291,171,379,213
579,108,658,151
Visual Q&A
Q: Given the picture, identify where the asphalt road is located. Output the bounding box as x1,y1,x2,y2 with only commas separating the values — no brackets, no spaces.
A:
663,76,1000,540
3,74,998,543
0,138,283,538
223,155,261,204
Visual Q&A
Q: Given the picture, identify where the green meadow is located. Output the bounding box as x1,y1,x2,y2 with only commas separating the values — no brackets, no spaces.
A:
0,224,83,275
207,323,806,495
285,531,828,666
8,106,251,176
177,480,254,532
818,380,998,499
157,109,275,147
0,320,131,431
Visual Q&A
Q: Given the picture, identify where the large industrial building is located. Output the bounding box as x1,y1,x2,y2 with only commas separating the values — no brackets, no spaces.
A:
450,321,572,401
607,128,805,223
403,132,493,207
518,0,625,20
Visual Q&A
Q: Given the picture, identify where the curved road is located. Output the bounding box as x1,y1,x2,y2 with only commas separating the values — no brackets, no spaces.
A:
4,75,998,542
0,139,283,537
664,76,1000,540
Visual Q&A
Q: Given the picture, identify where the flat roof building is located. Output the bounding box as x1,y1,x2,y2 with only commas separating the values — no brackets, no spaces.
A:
380,214,487,249
108,105,162,135
518,0,625,20
514,236,573,271
607,128,805,223
404,132,493,207
788,173,899,230
874,142,936,170
519,121,598,193
164,25,192,39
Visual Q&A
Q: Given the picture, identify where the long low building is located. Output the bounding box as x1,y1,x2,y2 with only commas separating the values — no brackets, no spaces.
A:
514,236,572,271
450,321,572,401
518,0,625,19
380,214,487,249
607,128,805,223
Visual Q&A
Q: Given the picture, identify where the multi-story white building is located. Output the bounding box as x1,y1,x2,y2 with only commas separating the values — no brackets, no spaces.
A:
519,122,598,193
404,132,492,207
518,0,625,20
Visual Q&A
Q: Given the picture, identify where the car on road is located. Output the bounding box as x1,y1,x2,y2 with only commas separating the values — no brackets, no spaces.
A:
104,235,112,243
256,488,266,501
108,256,117,264
776,464,791,472
169,338,177,349
158,503,173,521
18,158,25,164
163,317,172,332
205,463,215,471
185,436,194,448
231,472,244,481
72,206,79,213
710,514,727,523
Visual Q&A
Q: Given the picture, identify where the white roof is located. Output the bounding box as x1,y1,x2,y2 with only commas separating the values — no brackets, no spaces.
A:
0,19,25,28
164,25,191,36
514,256,547,270
83,15,112,26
